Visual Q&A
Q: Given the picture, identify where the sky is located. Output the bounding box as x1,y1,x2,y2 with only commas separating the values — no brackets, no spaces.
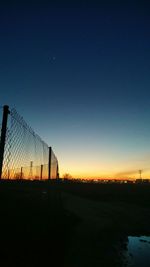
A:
0,0,150,179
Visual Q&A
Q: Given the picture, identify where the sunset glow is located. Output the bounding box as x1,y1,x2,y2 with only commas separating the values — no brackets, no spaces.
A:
0,2,150,180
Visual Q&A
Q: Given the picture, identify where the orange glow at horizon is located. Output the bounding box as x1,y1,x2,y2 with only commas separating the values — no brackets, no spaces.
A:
56,141,150,180
60,169,150,180
60,161,150,180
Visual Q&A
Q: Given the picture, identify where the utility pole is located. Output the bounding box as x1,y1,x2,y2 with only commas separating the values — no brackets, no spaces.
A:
139,170,142,179
29,161,33,179
0,105,10,179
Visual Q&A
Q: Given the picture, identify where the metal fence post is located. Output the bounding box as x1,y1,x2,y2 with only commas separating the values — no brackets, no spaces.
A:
20,167,23,179
40,164,43,180
56,163,59,179
8,169,10,180
48,146,52,180
0,105,10,179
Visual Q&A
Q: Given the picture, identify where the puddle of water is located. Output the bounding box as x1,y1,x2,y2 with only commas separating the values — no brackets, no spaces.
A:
124,236,150,267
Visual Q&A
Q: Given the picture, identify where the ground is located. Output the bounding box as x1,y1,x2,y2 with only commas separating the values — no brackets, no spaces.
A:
0,180,150,267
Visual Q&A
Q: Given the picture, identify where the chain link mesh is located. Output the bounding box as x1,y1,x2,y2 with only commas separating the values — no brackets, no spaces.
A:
0,107,59,179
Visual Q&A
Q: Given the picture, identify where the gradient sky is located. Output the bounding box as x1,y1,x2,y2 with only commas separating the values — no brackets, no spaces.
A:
0,1,150,178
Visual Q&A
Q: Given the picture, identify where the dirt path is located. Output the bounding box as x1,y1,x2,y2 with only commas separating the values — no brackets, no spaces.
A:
62,192,150,267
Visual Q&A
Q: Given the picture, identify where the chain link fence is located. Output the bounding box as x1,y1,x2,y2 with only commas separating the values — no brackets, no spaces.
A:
0,106,59,180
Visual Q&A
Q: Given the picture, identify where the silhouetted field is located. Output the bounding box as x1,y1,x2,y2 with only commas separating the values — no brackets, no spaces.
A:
0,180,78,267
0,180,150,267
58,181,150,266
58,180,150,207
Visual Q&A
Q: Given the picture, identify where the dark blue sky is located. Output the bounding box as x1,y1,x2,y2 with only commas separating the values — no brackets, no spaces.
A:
0,1,150,178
